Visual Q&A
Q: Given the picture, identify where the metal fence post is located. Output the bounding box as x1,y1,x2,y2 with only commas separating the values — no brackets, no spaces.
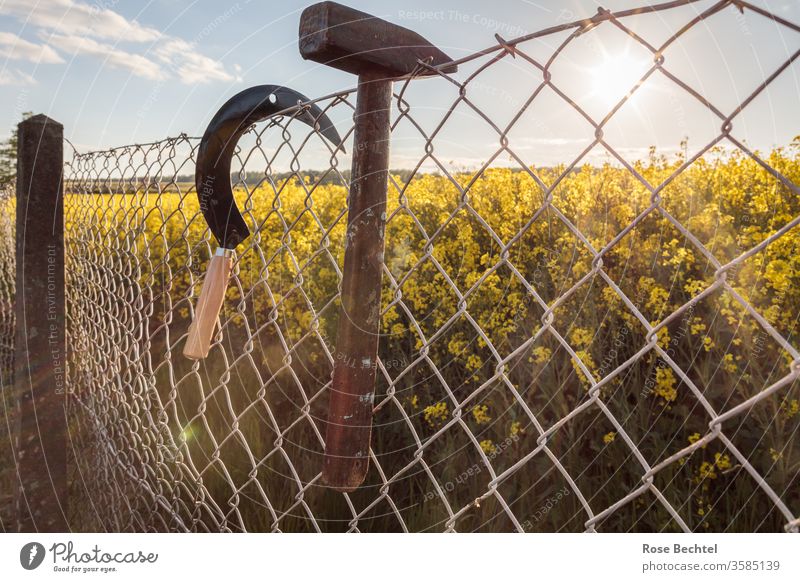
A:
14,114,67,532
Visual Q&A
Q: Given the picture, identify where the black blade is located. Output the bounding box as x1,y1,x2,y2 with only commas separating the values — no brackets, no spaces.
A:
196,85,344,248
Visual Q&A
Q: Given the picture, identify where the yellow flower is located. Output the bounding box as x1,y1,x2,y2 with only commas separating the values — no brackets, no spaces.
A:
53,141,800,536
654,367,677,403
722,353,736,374
423,402,449,427
472,404,491,425
765,259,791,291
714,452,731,471
646,284,670,313
685,280,706,296
696,461,717,481
781,399,799,419
570,327,593,348
690,318,706,336
571,349,597,387
530,346,552,364
479,439,496,454
656,329,671,350
466,354,483,372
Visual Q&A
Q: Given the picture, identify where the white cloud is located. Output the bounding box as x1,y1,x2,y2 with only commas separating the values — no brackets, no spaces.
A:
0,68,37,85
0,32,63,63
154,39,235,84
0,0,160,42
47,34,164,80
0,0,237,84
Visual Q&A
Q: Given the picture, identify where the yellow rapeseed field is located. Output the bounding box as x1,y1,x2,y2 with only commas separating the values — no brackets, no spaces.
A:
4,142,797,531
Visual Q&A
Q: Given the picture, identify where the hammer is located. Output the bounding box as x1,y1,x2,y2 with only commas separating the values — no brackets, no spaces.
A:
299,2,456,491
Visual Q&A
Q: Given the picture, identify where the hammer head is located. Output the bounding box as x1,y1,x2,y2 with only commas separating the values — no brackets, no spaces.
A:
299,2,457,78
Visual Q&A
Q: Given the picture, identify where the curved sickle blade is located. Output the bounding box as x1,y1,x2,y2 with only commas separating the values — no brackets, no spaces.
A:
196,84,343,248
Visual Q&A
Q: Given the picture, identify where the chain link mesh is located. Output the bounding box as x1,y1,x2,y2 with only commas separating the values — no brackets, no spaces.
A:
0,186,13,385
3,0,800,532
0,186,14,527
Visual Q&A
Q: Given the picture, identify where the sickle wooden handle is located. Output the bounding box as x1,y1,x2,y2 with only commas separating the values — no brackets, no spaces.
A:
184,249,234,360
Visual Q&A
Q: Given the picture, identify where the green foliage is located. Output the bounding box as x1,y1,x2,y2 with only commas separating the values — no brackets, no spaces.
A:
0,111,32,189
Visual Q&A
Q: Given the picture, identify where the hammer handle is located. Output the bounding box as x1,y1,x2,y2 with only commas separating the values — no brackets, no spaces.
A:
184,250,234,360
322,73,392,491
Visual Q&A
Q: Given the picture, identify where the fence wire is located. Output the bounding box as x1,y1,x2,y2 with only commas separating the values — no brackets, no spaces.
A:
4,0,800,532
0,187,12,385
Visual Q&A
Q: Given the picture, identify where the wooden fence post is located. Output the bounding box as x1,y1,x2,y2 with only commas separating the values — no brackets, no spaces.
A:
14,114,67,532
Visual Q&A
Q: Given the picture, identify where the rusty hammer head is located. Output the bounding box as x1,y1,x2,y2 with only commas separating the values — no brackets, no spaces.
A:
299,1,457,79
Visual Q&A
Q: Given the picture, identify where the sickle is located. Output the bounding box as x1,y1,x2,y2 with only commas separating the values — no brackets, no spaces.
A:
184,85,343,361
196,84,343,249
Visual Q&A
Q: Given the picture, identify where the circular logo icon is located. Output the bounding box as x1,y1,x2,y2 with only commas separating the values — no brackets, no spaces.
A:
20,542,46,570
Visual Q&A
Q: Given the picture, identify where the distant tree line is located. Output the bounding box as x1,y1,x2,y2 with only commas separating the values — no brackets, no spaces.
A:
173,168,419,186
0,112,32,189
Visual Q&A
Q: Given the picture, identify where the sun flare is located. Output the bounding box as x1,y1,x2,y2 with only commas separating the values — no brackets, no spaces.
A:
590,52,647,104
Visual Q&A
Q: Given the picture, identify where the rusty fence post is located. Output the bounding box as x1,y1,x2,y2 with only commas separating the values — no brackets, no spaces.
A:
14,114,68,532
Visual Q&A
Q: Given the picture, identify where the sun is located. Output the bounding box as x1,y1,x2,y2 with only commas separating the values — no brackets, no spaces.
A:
590,52,647,105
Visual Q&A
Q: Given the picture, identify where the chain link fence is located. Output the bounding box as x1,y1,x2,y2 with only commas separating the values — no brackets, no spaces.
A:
3,0,800,532
0,185,14,527
0,187,13,385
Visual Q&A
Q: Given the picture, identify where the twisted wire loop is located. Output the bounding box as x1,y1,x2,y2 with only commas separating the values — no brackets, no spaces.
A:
1,0,798,532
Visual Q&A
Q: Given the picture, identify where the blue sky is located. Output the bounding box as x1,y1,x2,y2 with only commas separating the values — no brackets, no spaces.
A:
1,0,799,168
